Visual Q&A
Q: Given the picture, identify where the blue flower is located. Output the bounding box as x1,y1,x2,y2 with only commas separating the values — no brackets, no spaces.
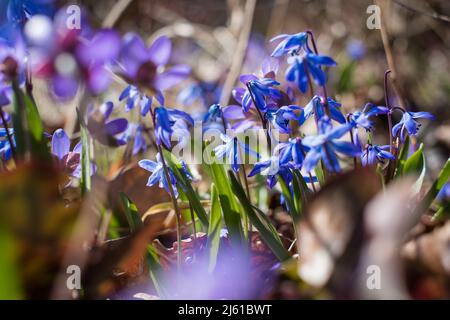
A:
248,156,293,189
119,85,157,117
303,117,360,172
392,111,435,142
203,103,222,123
348,104,389,130
214,134,259,173
139,153,178,197
274,138,309,169
232,75,280,113
299,95,345,124
346,40,365,61
270,32,308,57
285,53,336,93
0,126,14,161
154,106,194,149
120,123,147,156
361,144,395,166
265,105,301,134
177,81,221,108
437,183,450,203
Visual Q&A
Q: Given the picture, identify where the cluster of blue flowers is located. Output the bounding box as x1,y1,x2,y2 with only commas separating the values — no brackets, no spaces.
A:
0,1,436,201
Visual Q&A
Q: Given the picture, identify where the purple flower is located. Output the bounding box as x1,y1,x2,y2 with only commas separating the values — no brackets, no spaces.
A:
154,106,194,149
139,153,179,197
51,128,85,177
392,111,435,142
274,138,308,169
177,80,221,108
118,33,190,94
32,22,121,100
346,40,365,61
265,105,301,134
285,53,336,93
232,74,280,113
303,117,360,172
119,85,155,116
437,183,450,203
348,104,389,130
299,95,345,125
214,134,259,173
87,101,128,147
121,122,147,156
248,156,293,189
361,144,395,166
270,32,308,57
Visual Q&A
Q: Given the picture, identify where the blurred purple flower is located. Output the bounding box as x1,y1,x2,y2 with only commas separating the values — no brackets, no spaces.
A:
50,128,90,178
346,39,365,61
87,101,128,147
31,16,120,100
118,33,190,95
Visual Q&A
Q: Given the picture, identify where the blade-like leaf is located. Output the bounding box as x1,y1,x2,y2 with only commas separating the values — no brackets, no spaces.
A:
229,171,290,261
120,193,142,232
146,244,167,298
402,143,426,193
0,227,23,299
205,153,245,248
413,158,450,219
279,177,300,221
162,150,209,228
206,184,222,272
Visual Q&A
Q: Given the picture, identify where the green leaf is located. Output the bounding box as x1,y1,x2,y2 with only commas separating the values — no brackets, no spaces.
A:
11,82,48,159
413,158,450,218
162,150,209,228
314,164,325,186
279,177,300,221
78,111,91,194
0,227,23,299
146,245,167,298
336,61,356,93
229,171,290,261
120,193,142,232
291,170,311,216
206,184,222,272
402,144,426,193
394,136,410,177
205,154,245,248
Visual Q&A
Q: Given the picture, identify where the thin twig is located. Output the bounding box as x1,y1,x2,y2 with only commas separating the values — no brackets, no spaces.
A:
102,0,134,28
393,0,450,23
219,0,257,107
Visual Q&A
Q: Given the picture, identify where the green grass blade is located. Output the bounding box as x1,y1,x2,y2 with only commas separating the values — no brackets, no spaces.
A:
162,150,209,228
206,183,222,272
0,227,23,299
120,193,142,232
413,158,450,218
229,171,290,261
205,155,245,248
402,143,426,193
